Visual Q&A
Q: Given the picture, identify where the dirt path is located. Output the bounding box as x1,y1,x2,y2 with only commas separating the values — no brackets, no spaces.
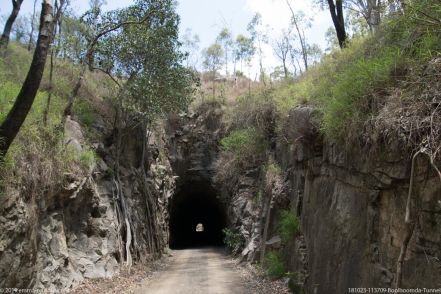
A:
72,247,290,294
134,247,250,294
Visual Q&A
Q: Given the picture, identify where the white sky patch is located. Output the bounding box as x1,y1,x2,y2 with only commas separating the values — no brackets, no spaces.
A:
244,0,293,31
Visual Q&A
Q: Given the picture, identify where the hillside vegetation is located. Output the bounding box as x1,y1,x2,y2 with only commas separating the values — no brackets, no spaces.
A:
219,0,441,168
0,43,113,197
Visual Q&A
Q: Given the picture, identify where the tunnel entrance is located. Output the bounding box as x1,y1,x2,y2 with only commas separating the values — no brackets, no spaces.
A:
169,181,227,249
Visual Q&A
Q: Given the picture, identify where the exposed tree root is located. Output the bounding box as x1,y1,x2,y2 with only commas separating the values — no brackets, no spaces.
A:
395,148,441,288
112,109,134,272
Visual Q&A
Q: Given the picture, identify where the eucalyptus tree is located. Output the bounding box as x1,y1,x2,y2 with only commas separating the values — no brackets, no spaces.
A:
62,0,167,118
216,27,233,76
91,0,196,266
285,1,311,70
43,0,69,125
57,13,89,62
316,0,384,46
247,13,268,84
9,15,29,44
28,0,39,50
272,29,291,79
202,43,223,97
234,34,255,74
202,43,223,79
328,0,347,48
346,0,382,31
106,0,196,121
0,0,55,158
314,0,348,48
1,0,24,49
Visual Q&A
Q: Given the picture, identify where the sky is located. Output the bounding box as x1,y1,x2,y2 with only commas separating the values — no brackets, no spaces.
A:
0,0,332,76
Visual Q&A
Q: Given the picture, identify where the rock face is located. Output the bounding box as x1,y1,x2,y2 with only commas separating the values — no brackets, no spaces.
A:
206,104,441,293
0,102,440,292
275,107,441,293
0,117,176,291
165,103,224,185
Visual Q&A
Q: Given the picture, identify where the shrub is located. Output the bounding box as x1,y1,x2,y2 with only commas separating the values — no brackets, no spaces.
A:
222,228,244,255
78,148,97,171
73,99,96,127
266,162,282,176
220,127,265,157
264,251,285,278
279,210,300,244
216,127,266,182
0,82,21,122
222,90,276,144
287,272,305,294
272,77,311,113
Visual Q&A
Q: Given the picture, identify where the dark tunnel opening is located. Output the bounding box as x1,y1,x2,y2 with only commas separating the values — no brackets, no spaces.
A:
169,181,227,249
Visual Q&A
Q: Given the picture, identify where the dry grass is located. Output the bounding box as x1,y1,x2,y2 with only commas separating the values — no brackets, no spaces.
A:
0,43,108,200
191,74,262,109
0,127,92,200
367,58,441,166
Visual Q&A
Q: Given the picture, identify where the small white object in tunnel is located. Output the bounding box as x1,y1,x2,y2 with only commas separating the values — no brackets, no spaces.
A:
196,223,204,232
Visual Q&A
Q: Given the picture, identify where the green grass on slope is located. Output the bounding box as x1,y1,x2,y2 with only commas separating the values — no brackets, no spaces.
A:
0,43,110,196
271,1,441,141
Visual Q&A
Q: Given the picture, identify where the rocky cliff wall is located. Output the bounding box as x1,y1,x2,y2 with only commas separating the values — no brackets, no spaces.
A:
0,117,176,291
273,107,441,293
209,104,441,293
1,102,440,293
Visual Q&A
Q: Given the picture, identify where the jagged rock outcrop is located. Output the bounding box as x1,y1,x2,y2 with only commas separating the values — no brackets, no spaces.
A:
0,116,176,291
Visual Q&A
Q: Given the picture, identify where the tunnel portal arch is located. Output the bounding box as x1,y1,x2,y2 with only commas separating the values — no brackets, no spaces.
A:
169,181,227,249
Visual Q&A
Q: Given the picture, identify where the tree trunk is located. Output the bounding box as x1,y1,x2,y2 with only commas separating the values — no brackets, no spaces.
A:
286,0,308,70
44,0,66,125
327,0,347,48
225,49,228,76
0,0,54,159
365,0,382,31
283,59,288,80
43,46,55,126
1,0,25,49
28,0,39,51
212,69,216,98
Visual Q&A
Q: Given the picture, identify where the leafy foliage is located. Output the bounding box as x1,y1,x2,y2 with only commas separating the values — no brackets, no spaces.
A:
220,127,264,157
266,163,282,176
78,147,97,170
234,34,255,72
73,99,96,127
279,209,299,244
202,43,223,74
264,251,286,278
222,228,244,255
94,0,197,122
